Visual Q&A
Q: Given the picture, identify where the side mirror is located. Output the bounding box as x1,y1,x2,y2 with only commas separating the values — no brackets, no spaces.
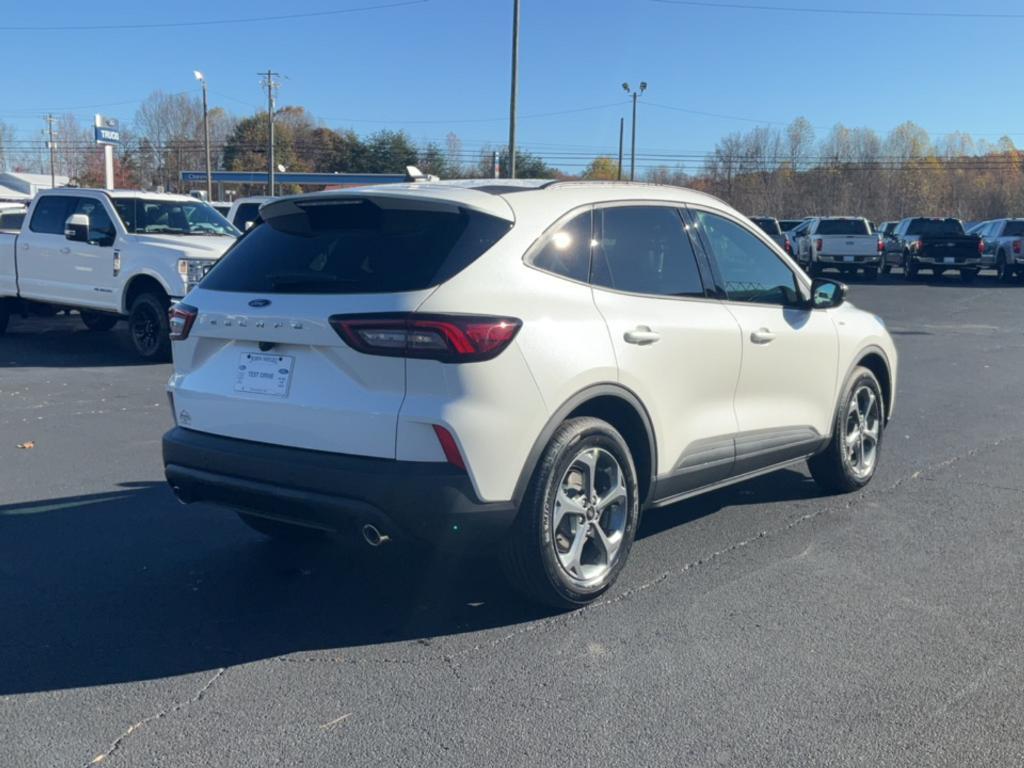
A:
810,278,847,309
65,213,90,243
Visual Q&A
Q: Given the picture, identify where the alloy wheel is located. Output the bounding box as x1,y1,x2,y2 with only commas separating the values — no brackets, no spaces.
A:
551,447,629,587
845,384,881,479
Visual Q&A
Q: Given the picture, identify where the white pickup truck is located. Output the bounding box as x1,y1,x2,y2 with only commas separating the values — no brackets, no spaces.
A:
0,189,238,360
795,217,884,279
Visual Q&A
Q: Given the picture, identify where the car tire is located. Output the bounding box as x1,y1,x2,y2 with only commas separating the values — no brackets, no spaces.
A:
864,266,879,280
0,298,9,336
809,262,822,277
808,366,884,494
501,416,640,609
959,269,978,284
902,254,918,281
128,292,171,361
236,512,330,545
881,263,891,275
80,310,119,332
997,251,1013,283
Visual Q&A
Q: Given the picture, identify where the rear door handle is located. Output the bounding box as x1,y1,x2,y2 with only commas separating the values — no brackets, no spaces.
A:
624,326,661,345
750,328,776,344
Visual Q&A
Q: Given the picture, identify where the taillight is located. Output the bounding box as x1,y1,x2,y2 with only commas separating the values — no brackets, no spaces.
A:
978,238,985,255
1014,240,1021,255
877,237,884,253
168,303,198,341
330,313,522,363
911,239,923,252
784,238,792,254
432,425,466,470
815,238,823,251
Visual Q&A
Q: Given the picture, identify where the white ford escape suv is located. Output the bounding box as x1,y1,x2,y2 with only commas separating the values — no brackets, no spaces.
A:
162,180,897,608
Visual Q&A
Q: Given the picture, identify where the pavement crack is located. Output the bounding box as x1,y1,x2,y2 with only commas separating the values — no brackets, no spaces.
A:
84,668,225,766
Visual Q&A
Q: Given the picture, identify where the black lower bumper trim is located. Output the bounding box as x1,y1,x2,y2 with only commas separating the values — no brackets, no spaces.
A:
162,427,517,550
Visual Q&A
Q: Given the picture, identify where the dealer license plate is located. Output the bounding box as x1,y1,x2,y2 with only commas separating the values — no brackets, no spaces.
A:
234,352,294,397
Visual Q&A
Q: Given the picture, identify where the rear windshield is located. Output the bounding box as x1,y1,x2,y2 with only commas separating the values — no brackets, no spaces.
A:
1002,221,1024,237
815,219,869,235
906,218,965,236
750,218,781,235
0,211,25,230
778,220,803,231
201,199,512,294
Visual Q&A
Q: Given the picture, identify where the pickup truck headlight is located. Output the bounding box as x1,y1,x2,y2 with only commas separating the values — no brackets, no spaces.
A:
177,258,211,290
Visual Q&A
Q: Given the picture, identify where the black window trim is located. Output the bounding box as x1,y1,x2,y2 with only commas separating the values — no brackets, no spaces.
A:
685,204,810,308
522,199,719,303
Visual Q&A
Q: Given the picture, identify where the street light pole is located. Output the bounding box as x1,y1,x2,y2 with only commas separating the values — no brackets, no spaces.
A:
194,71,212,201
507,0,520,179
621,81,647,181
259,70,280,195
617,117,624,181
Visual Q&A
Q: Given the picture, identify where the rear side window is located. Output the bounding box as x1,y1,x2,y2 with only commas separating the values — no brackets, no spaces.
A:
29,196,77,235
233,203,262,230
529,210,592,282
202,199,512,294
1002,221,1024,237
0,212,25,231
815,219,869,235
591,206,704,298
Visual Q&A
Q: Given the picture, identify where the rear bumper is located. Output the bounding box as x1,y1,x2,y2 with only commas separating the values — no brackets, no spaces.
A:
162,427,517,550
816,254,881,265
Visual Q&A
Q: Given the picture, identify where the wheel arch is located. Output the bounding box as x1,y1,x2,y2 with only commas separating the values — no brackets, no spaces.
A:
122,273,171,314
512,384,658,508
850,346,894,425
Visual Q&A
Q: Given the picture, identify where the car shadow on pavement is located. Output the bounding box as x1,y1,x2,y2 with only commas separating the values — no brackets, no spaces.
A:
0,470,826,695
1,315,159,368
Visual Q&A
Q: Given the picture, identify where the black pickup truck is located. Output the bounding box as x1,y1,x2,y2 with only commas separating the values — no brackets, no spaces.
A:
888,217,983,282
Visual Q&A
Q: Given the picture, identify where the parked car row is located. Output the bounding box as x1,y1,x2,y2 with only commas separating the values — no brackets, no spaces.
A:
750,213,1015,282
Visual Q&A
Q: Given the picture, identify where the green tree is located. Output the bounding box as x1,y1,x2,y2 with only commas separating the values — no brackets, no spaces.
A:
583,156,620,180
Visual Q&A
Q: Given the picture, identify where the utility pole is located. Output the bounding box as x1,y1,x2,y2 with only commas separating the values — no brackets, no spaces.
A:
194,71,213,201
507,0,520,179
617,117,624,181
259,70,281,195
621,81,647,181
45,114,56,188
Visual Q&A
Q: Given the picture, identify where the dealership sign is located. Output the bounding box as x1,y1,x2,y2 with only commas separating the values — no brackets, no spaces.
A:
94,115,120,145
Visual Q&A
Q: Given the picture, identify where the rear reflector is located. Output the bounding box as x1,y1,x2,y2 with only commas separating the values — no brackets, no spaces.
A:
330,313,522,363
169,303,198,341
432,425,466,470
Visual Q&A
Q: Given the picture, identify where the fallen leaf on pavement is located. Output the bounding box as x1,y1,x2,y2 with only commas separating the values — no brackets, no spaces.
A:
17,441,35,449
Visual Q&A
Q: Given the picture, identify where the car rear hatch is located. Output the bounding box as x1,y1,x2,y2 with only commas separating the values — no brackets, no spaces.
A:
168,189,514,459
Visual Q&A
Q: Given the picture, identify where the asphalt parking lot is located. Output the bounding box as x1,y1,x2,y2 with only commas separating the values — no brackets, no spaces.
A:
2,273,1023,768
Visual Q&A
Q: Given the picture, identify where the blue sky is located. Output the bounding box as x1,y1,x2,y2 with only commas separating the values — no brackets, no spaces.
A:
0,0,1017,173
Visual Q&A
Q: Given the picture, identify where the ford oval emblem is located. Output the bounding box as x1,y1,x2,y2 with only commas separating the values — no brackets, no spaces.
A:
248,299,271,308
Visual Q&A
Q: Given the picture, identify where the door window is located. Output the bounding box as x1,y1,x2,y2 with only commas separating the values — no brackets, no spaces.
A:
73,198,116,246
591,206,705,297
695,210,801,306
28,196,77,235
528,210,592,282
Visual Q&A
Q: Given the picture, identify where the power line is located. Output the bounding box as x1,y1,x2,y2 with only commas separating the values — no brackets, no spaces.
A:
0,0,429,31
648,0,1024,20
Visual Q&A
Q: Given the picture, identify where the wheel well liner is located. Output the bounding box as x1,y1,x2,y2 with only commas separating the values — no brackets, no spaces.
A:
512,384,657,507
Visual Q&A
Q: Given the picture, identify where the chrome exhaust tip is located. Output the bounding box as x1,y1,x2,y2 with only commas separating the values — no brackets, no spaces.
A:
361,524,390,547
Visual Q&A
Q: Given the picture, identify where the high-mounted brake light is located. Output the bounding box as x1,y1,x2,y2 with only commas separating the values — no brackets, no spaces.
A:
169,303,198,341
815,238,823,252
330,314,522,363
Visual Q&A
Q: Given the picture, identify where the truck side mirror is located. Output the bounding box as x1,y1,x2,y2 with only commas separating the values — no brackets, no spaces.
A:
65,213,90,243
